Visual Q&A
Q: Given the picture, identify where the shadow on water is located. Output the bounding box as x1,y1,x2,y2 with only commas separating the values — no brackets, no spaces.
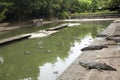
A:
0,21,111,80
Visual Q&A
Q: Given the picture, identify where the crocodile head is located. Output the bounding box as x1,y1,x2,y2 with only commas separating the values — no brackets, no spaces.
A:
79,61,88,68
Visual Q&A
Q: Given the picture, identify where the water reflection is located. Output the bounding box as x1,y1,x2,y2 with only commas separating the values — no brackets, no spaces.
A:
38,35,94,80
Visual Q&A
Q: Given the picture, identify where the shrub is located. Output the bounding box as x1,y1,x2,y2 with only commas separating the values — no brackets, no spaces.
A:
57,12,69,19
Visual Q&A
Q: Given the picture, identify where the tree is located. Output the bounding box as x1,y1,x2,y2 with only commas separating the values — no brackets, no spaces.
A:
1,0,119,21
109,0,120,11
0,1,13,21
6,0,35,20
90,0,99,12
97,0,111,9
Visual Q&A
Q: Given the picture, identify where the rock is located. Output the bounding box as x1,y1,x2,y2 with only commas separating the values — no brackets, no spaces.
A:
0,57,4,64
24,51,31,54
46,50,52,53
57,43,61,46
53,71,59,74
40,46,43,49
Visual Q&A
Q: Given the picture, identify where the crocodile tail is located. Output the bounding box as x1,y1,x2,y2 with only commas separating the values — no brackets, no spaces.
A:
113,68,117,71
106,65,117,71
110,67,117,71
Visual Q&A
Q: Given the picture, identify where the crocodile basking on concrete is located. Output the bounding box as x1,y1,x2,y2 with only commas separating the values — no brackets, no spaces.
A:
110,35,120,37
81,45,108,51
105,37,120,43
96,34,108,37
79,61,117,71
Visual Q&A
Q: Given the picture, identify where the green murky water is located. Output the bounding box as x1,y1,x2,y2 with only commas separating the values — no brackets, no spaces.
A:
0,21,111,80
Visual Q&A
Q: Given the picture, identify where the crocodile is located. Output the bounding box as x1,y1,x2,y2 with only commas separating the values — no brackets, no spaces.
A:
105,37,113,40
105,37,120,42
96,34,108,37
79,61,117,71
110,35,120,37
81,45,108,51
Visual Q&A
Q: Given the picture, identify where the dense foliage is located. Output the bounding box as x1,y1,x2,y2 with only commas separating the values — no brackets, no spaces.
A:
0,0,119,21
0,1,13,21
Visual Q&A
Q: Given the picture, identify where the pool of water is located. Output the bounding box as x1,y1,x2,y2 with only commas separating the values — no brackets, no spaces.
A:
0,21,111,80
